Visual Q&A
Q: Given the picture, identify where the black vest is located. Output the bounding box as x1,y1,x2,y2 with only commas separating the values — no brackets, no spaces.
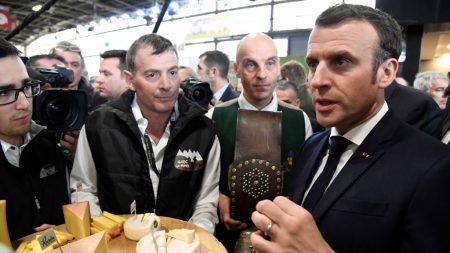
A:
85,91,217,221
0,131,70,241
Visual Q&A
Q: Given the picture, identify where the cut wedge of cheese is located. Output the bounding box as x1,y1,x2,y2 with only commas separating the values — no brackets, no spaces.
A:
49,231,109,253
101,211,126,226
0,200,11,248
167,233,200,253
124,213,160,241
63,201,91,240
167,229,195,243
91,215,121,238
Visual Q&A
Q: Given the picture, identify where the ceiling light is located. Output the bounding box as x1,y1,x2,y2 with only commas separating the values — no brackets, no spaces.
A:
446,44,450,49
32,4,42,12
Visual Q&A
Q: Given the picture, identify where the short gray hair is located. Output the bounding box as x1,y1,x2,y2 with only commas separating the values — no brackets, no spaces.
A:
413,71,449,92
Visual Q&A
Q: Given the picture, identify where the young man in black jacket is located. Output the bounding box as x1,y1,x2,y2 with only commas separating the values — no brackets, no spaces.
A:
0,38,70,241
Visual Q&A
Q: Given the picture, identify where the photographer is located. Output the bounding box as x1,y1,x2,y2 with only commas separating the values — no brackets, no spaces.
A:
0,38,70,240
27,54,87,160
50,41,107,112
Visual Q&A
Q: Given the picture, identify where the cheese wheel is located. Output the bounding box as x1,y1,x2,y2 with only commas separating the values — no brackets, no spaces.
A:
124,213,160,241
167,232,200,253
136,230,166,253
136,229,200,253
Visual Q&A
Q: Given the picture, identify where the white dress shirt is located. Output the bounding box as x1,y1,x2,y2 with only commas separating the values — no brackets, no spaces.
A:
71,94,220,233
207,92,313,139
302,102,389,203
213,83,231,102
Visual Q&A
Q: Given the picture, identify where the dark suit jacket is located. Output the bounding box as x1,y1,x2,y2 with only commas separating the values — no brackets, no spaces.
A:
218,84,239,103
441,108,450,138
291,110,450,253
385,80,442,139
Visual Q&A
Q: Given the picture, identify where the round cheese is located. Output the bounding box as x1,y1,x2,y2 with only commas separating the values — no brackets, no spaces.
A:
123,213,160,241
136,229,200,253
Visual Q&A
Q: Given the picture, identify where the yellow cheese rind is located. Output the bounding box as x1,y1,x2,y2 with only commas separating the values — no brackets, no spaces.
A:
63,201,91,240
0,200,11,248
15,230,74,253
92,216,121,238
101,211,126,225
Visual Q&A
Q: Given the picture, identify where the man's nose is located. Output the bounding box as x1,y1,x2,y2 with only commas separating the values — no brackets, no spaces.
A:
309,63,330,89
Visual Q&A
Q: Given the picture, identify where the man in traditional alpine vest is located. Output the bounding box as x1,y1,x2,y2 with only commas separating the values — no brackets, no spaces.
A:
208,32,313,252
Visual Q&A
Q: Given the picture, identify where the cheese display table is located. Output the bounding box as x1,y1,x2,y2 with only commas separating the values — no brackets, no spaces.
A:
14,216,227,253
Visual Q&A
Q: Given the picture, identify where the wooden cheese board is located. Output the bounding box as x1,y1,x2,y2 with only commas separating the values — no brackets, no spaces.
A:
14,216,227,253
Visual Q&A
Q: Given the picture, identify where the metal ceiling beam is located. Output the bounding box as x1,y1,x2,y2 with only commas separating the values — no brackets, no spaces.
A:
5,0,60,40
76,0,126,15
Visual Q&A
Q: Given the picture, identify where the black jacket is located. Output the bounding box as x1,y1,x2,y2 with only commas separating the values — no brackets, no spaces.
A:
218,84,239,103
291,111,450,252
385,80,442,139
84,90,216,221
78,77,107,113
0,124,70,241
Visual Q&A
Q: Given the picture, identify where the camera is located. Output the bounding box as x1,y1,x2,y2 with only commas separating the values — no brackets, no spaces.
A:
33,65,73,88
33,90,88,132
180,78,213,109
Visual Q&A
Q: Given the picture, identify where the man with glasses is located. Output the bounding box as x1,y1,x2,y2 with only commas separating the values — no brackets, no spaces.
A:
0,38,70,241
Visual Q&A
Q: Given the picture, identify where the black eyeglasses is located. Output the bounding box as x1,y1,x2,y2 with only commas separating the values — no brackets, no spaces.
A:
0,80,41,105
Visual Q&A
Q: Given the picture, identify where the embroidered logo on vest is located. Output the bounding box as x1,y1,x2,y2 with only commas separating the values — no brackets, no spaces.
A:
40,164,57,178
174,150,203,171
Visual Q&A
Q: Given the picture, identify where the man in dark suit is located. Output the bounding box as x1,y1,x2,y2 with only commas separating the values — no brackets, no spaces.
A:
386,79,442,139
250,4,450,253
197,50,238,105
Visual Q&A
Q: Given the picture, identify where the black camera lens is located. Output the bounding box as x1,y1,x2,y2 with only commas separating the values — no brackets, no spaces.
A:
180,79,213,109
46,97,72,123
33,90,88,132
191,86,207,101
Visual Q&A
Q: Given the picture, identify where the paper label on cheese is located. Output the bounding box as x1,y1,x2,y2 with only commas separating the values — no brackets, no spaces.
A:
38,228,57,250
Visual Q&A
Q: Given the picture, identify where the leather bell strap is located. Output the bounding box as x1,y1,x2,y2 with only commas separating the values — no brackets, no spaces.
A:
229,109,283,224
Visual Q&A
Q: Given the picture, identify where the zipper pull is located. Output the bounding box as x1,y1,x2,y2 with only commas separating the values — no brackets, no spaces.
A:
34,196,41,210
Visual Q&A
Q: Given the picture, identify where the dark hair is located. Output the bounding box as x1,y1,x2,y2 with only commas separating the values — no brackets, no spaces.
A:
100,50,127,72
26,54,66,67
280,60,307,88
316,4,402,82
199,50,230,79
0,38,21,58
126,34,177,74
276,80,299,98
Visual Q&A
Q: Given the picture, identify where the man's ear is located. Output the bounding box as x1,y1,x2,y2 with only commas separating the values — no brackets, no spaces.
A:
233,62,240,78
379,58,398,88
123,70,135,91
210,66,218,77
